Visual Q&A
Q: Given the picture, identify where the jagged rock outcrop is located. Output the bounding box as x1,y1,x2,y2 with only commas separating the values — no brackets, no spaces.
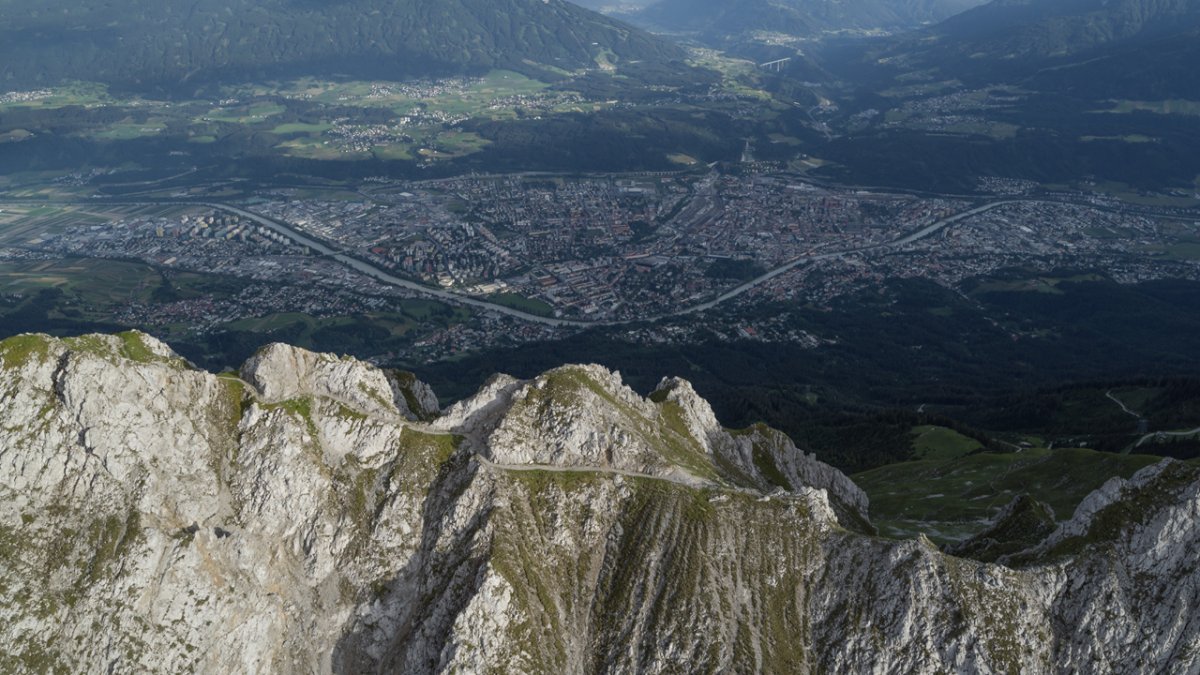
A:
387,370,440,421
947,494,1058,563
241,342,435,421
431,364,869,522
1,332,1199,673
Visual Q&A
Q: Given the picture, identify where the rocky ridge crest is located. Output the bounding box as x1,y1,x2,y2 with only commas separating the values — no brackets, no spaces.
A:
1,332,1198,673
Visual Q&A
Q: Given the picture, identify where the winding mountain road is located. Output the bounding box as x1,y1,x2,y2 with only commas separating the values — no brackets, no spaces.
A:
473,454,788,499
1136,427,1200,448
1106,390,1141,418
473,453,704,485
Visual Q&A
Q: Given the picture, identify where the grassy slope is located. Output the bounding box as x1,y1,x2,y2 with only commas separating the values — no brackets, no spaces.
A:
911,425,982,461
854,447,1162,544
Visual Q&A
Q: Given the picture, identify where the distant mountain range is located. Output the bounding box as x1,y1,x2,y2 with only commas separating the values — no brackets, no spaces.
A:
0,0,682,91
608,0,984,41
877,0,1200,97
929,0,1200,59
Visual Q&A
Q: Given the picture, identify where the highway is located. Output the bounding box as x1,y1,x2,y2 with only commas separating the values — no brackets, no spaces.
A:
678,201,1014,314
0,195,1020,327
201,202,593,328
0,194,1138,327
206,199,1016,325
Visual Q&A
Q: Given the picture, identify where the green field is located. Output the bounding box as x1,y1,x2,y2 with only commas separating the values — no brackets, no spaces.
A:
686,49,772,101
969,273,1104,296
93,124,167,140
0,64,776,178
274,121,489,162
372,145,416,161
0,257,244,323
1081,181,1200,208
271,122,334,135
222,312,329,334
227,70,550,118
432,131,491,156
205,102,286,124
0,129,34,143
910,425,982,461
488,292,555,317
277,137,350,160
223,300,471,339
909,119,1021,140
0,259,160,304
854,446,1162,544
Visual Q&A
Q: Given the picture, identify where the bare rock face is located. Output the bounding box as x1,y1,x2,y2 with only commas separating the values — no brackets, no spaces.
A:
387,369,440,421
430,365,870,522
2,332,1199,674
241,342,418,420
431,372,523,435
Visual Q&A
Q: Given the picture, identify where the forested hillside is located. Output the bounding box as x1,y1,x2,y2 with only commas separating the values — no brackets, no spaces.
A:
0,0,681,91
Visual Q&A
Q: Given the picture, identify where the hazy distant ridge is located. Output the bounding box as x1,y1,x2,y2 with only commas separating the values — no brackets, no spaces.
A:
0,0,682,91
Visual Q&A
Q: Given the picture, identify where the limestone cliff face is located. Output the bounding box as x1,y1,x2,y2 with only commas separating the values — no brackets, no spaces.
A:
1,332,1198,673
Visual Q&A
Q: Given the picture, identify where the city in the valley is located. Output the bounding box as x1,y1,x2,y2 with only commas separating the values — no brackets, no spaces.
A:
2,164,1197,365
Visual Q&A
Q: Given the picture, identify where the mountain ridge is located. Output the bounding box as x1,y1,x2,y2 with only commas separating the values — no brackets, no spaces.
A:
627,0,984,42
931,0,1200,57
0,0,683,91
872,0,1200,95
1,331,1199,672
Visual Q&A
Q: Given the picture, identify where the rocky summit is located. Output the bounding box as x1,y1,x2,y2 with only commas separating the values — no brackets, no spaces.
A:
1,331,1199,673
